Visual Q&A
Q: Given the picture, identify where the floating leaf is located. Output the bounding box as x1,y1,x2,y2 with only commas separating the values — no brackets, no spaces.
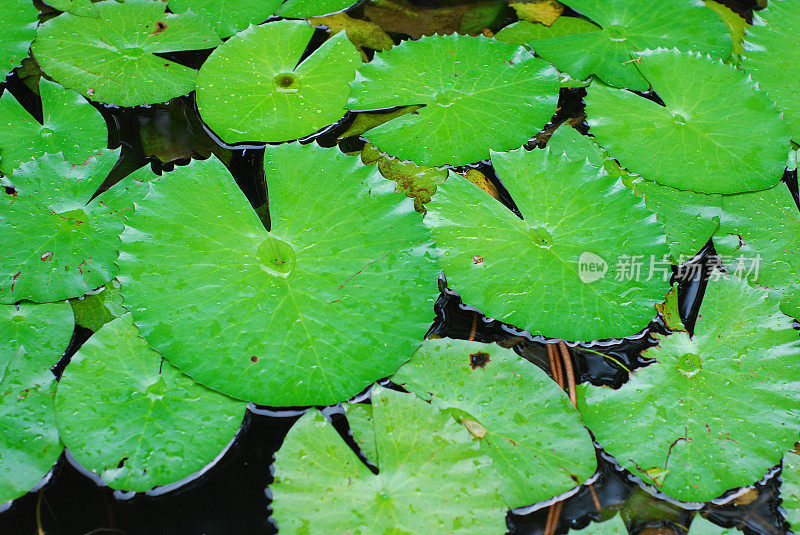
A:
55,314,246,492
271,386,507,533
741,0,800,141
580,275,800,502
687,516,741,535
577,514,627,534
545,124,623,180
197,20,360,143
783,449,800,532
117,145,437,406
495,17,600,46
0,150,145,304
278,0,359,19
587,49,789,194
0,79,108,174
529,0,730,90
393,338,597,508
45,0,99,17
33,0,222,106
309,12,395,60
0,301,73,504
348,33,559,166
510,0,564,26
70,280,126,332
0,0,38,82
425,147,669,341
714,183,800,320
167,0,282,38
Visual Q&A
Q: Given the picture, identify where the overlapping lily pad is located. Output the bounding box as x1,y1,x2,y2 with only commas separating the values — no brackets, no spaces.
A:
348,33,559,166
55,314,246,492
783,449,800,532
0,0,38,82
167,0,282,38
0,301,73,505
0,150,146,304
587,49,789,194
687,516,741,535
527,0,730,90
271,386,507,533
45,0,99,17
741,0,800,141
33,0,221,106
0,79,107,174
278,0,359,19
579,275,800,502
70,280,126,332
425,146,669,341
495,17,600,46
117,144,438,405
197,20,360,143
393,339,596,508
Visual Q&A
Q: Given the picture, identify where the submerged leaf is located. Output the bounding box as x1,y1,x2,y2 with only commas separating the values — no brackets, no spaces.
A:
271,386,507,533
117,145,438,406
587,49,789,194
197,20,360,143
55,314,246,492
580,275,800,502
0,0,38,82
348,33,559,166
167,0,282,38
510,0,564,26
704,0,748,56
33,0,221,106
393,339,597,508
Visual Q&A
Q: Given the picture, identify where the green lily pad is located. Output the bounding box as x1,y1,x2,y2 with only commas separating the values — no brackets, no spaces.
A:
167,0,282,38
45,0,99,17
117,145,438,406
577,514,627,534
579,274,800,502
495,17,600,46
55,314,246,492
0,78,108,174
196,20,359,143
0,301,73,505
70,279,126,332
425,146,669,341
32,0,222,106
783,449,800,532
0,0,38,82
687,516,741,535
715,184,800,320
587,49,789,194
545,124,624,181
0,150,145,304
529,0,730,90
393,338,597,508
348,33,560,166
741,0,800,141
271,386,507,533
278,0,358,19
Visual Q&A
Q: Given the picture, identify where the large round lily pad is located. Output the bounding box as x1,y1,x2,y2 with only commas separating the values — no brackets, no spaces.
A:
55,314,246,492
741,0,800,142
271,386,507,533
586,49,789,194
425,146,669,341
167,0,282,38
579,274,800,502
0,301,73,504
393,339,597,508
33,0,222,106
348,33,560,167
0,0,38,82
196,20,360,143
117,145,438,406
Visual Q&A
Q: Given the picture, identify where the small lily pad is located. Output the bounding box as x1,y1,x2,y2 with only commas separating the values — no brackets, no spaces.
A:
0,78,108,174
393,339,597,508
425,146,669,341
278,0,359,19
348,33,560,166
197,20,360,143
783,449,800,532
687,516,742,535
271,386,507,533
55,314,246,492
587,49,789,194
577,514,627,534
0,0,38,82
117,145,438,406
167,0,282,38
33,0,222,106
580,274,800,502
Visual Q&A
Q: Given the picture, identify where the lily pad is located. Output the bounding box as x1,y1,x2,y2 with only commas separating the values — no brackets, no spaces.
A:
0,301,72,505
348,33,560,166
55,314,246,492
0,78,108,174
741,0,800,141
495,17,601,47
196,20,360,143
425,146,669,341
393,338,597,508
577,514,627,534
70,280,126,332
687,516,741,535
32,0,222,106
715,183,800,320
167,0,282,38
0,150,144,304
579,274,800,502
117,145,438,406
0,0,38,82
587,49,789,194
271,386,507,533
783,449,800,532
278,0,359,19
529,0,730,90
45,0,99,17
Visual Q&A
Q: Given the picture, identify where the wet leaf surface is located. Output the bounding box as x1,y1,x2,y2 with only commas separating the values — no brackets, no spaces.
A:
687,515,741,535
0,0,38,82
167,0,283,38
69,279,127,332
278,0,359,19
45,0,99,17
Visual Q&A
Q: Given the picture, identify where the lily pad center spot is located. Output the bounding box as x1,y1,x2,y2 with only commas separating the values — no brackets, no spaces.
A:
678,352,703,378
528,226,554,248
118,47,146,60
605,25,627,42
274,72,301,93
257,236,296,277
671,112,688,126
433,90,462,107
